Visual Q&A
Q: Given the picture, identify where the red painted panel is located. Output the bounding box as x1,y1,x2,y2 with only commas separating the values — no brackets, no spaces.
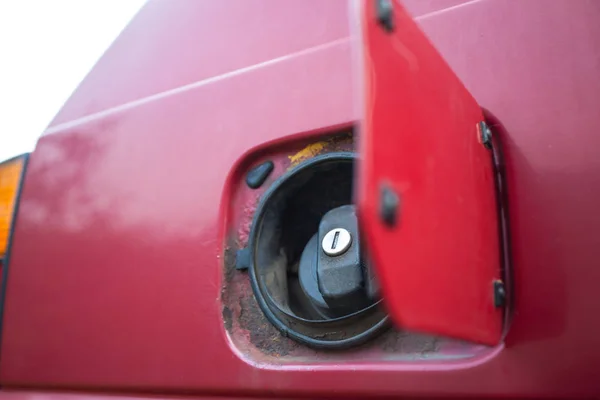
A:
402,0,470,18
357,1,501,345
0,392,246,400
2,0,600,398
1,31,355,390
49,0,349,127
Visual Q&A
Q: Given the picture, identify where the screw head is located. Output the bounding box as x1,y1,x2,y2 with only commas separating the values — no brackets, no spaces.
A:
478,121,493,149
493,280,506,308
322,228,352,256
376,0,394,32
379,184,400,227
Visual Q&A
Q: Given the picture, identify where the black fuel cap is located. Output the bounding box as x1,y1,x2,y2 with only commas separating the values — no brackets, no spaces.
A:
316,205,367,313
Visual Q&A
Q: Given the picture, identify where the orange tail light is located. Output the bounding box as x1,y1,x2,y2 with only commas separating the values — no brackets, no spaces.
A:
0,155,27,258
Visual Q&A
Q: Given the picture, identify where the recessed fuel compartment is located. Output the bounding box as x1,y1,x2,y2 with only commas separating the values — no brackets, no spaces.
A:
246,151,387,348
221,131,499,362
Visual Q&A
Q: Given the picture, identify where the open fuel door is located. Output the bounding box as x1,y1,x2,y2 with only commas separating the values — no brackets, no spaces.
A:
356,0,504,345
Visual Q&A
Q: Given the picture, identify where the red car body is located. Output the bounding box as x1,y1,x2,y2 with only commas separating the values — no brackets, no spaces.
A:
1,0,600,398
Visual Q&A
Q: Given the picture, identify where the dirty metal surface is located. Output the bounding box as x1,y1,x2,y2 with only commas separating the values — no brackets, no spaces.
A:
221,132,487,363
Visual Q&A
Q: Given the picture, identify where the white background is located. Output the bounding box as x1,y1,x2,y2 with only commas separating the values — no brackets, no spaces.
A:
0,0,146,161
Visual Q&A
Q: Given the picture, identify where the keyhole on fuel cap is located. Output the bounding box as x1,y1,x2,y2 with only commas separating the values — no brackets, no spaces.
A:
322,228,352,257
331,231,339,250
